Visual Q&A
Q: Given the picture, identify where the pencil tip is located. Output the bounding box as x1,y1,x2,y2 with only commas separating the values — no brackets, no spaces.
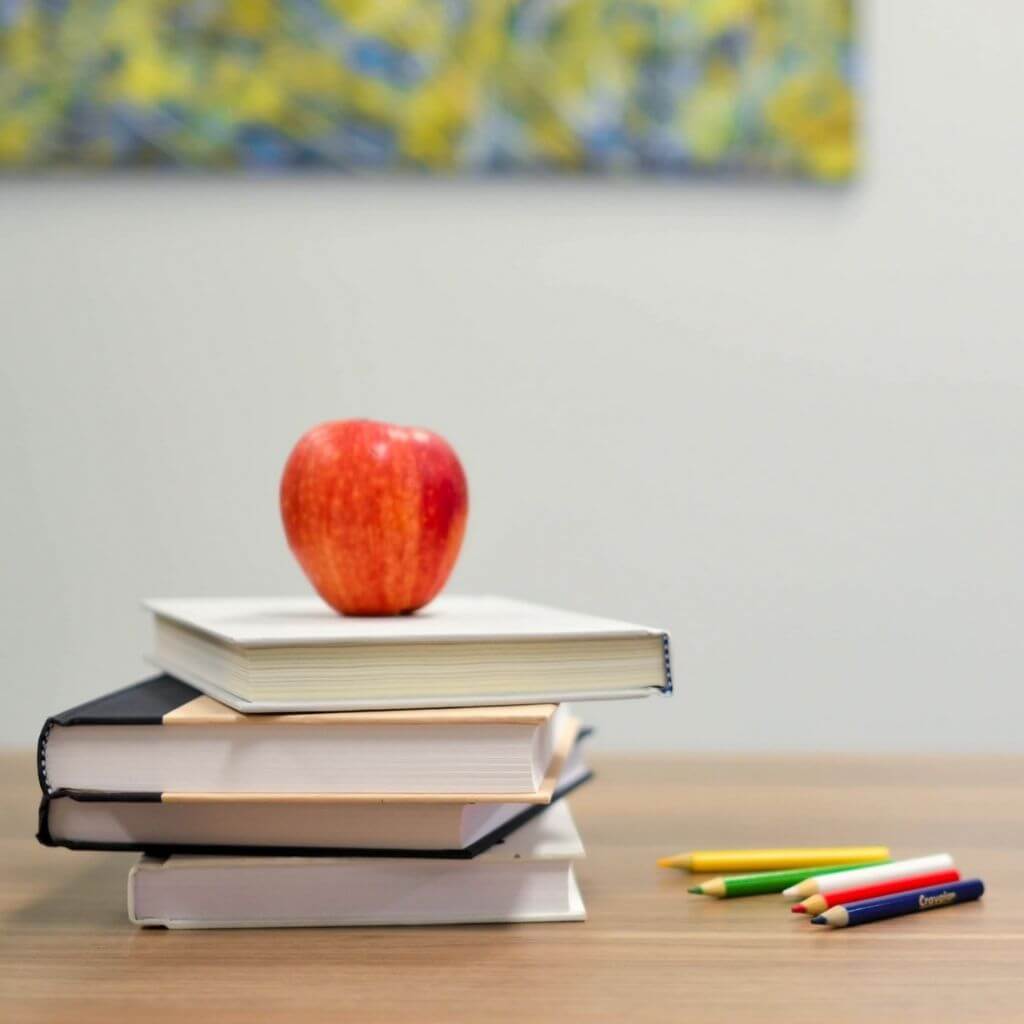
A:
790,905,806,914
810,916,827,925
658,854,692,870
687,886,703,894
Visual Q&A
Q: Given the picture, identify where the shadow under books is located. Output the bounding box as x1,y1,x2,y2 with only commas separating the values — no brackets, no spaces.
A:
9,856,574,966
7,853,133,929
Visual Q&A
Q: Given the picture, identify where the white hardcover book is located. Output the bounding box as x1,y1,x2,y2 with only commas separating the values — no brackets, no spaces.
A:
144,594,672,713
128,800,586,929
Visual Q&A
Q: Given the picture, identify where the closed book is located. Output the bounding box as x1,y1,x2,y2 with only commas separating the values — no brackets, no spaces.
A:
37,734,593,857
38,675,576,799
128,801,586,929
144,594,672,712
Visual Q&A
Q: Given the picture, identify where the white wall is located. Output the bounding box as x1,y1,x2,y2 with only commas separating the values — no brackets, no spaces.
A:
2,1,1022,752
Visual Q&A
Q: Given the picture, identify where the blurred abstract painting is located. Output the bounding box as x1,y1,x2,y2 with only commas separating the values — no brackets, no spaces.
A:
0,1,856,179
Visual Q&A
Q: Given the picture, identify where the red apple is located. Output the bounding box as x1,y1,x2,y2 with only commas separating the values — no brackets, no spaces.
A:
280,419,468,616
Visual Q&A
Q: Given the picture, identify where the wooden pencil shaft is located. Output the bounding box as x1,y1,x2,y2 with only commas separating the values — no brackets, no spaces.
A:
800,869,962,915
784,853,955,900
816,878,984,928
711,861,890,898
662,846,889,873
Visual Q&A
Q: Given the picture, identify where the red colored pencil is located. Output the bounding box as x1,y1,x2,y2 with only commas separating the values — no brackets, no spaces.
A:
792,869,961,916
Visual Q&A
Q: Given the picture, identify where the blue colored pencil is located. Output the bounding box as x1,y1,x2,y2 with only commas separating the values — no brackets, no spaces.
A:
811,878,985,928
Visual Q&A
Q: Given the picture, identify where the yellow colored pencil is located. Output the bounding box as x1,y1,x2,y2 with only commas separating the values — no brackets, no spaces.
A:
657,846,890,873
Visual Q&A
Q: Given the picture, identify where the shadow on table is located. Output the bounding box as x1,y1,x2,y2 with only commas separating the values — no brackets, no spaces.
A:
6,852,135,930
6,851,562,974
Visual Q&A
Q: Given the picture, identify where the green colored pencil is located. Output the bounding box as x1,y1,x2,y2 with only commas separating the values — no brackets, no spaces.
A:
687,860,891,898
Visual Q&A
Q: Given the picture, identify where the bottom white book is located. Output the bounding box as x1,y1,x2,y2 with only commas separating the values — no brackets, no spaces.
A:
128,800,586,929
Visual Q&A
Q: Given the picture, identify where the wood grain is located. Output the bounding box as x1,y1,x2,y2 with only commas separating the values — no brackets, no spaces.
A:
3,751,1022,1023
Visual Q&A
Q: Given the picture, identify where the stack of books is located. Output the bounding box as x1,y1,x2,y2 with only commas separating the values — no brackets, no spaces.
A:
37,595,671,929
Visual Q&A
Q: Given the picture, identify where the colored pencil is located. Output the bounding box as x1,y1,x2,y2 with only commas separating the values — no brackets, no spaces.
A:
782,853,955,901
792,869,960,915
657,846,890,873
689,860,890,898
811,878,984,928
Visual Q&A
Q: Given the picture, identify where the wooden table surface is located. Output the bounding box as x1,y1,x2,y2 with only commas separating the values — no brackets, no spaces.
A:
2,751,1022,1023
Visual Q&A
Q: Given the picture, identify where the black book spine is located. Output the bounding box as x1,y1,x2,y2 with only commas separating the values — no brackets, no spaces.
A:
36,675,199,794
36,718,56,794
661,633,673,693
36,787,55,846
37,788,164,848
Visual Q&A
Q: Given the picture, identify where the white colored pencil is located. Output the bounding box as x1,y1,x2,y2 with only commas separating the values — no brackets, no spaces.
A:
781,853,955,901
